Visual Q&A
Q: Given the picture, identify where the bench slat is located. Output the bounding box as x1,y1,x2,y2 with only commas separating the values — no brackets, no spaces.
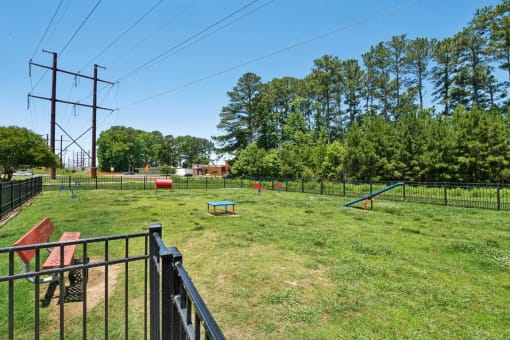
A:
13,217,55,264
42,232,81,269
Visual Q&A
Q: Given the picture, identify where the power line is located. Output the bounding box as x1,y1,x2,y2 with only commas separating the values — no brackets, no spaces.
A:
118,0,261,81
138,0,275,71
60,0,103,55
29,1,103,92
76,0,267,112
122,0,423,108
30,0,64,60
84,0,270,104
79,0,165,72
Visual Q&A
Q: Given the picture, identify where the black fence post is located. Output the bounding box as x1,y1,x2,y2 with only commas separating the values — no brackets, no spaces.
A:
10,181,14,213
320,179,323,195
149,223,162,340
301,178,305,193
497,183,501,211
444,182,448,206
0,182,3,219
206,176,208,190
402,181,406,201
186,176,189,190
165,247,183,340
95,176,98,190
370,179,373,195
342,178,346,196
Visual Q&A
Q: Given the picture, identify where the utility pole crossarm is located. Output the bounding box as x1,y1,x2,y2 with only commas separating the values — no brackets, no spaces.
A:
29,60,114,85
29,52,114,179
27,93,114,112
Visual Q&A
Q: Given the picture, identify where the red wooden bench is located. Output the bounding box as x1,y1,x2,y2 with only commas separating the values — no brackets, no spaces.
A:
13,217,81,284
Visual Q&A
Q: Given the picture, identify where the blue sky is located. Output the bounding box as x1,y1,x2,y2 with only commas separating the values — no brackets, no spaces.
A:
0,0,501,161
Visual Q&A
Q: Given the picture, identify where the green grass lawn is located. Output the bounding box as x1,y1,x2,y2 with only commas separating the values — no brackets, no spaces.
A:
1,188,510,339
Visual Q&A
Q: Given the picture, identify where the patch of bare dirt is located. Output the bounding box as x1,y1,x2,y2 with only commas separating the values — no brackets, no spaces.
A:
46,262,121,323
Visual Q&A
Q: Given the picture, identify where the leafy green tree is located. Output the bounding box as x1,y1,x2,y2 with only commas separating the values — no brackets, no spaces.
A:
174,135,214,167
344,122,363,179
387,34,409,120
160,134,177,167
159,164,175,176
319,141,346,179
214,72,262,155
342,59,365,126
255,77,300,150
431,37,459,115
309,55,343,141
97,126,134,171
278,111,315,178
97,127,214,171
230,142,267,177
260,149,281,177
424,114,459,181
473,1,510,80
345,116,397,180
394,110,433,180
407,37,434,110
144,131,164,167
452,26,493,109
0,126,58,181
363,42,393,120
452,106,509,182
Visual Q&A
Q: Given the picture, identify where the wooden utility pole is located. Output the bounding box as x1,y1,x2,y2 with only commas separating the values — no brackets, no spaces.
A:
29,52,114,178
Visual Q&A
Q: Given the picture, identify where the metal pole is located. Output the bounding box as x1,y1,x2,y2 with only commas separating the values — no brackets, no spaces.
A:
60,135,63,169
91,65,99,178
49,51,57,179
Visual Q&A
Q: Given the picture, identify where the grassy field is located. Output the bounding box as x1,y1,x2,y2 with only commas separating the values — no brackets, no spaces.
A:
1,187,509,339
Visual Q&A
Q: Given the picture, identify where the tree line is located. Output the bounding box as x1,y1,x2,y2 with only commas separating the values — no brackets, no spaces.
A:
0,126,58,181
97,126,214,172
214,1,510,182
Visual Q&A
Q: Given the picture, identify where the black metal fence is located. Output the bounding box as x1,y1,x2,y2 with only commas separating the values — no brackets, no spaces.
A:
0,177,43,220
0,223,224,339
42,175,510,211
149,223,225,340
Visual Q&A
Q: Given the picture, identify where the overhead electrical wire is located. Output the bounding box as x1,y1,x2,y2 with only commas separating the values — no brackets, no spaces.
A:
63,0,166,117
28,0,65,132
121,0,424,108
79,0,165,72
83,0,267,108
117,0,261,82
59,0,103,55
29,0,103,93
30,0,64,60
139,0,275,71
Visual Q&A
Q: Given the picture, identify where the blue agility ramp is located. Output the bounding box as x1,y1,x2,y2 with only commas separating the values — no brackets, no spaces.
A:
343,182,403,207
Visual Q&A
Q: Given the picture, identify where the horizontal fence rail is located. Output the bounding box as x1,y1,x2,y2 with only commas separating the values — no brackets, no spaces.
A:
42,175,510,211
0,224,224,339
0,177,42,220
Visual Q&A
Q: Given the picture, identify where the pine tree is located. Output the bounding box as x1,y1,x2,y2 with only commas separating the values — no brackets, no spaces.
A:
214,72,262,155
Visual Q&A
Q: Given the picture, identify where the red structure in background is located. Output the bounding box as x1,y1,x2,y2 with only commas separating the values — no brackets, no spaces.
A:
192,161,231,177
155,178,173,189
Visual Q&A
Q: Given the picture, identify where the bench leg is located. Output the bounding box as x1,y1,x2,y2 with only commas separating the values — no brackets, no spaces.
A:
60,258,88,303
